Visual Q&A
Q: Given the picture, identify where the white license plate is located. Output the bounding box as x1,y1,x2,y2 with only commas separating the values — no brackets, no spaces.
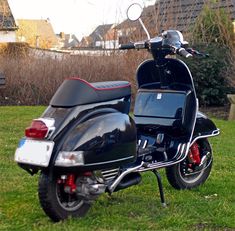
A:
15,139,54,167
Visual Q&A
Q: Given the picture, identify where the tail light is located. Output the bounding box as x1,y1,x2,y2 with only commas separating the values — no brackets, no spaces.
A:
25,118,55,139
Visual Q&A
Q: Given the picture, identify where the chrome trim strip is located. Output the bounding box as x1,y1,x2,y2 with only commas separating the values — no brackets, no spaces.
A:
137,142,190,172
189,97,198,143
177,143,182,156
101,168,119,174
143,140,148,149
102,172,119,177
190,129,220,146
83,156,135,167
108,162,144,193
180,143,185,155
36,117,55,139
177,59,198,144
104,176,117,181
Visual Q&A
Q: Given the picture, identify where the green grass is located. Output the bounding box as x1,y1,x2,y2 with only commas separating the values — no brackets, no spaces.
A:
0,106,235,231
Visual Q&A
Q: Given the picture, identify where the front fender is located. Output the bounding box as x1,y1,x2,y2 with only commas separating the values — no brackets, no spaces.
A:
58,112,137,169
192,111,220,142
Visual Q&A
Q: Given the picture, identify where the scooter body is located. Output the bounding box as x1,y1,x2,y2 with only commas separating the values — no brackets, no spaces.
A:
16,59,218,175
14,7,220,222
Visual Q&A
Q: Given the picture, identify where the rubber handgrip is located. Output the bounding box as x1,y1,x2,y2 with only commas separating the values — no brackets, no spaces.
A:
177,48,193,58
119,43,135,50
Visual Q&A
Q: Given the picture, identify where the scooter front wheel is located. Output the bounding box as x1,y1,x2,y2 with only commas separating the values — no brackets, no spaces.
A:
38,172,91,222
166,139,213,190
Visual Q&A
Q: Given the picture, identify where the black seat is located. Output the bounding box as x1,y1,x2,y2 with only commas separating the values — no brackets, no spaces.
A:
91,81,130,90
50,78,131,107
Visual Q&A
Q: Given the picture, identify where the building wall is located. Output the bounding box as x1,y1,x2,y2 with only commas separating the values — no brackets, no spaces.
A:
104,40,119,49
0,31,16,42
95,40,119,49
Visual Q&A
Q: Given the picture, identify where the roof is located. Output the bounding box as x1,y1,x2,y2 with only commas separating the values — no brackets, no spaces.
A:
144,0,235,33
16,19,58,48
117,0,235,35
79,36,92,47
0,0,17,31
89,24,114,41
57,32,80,48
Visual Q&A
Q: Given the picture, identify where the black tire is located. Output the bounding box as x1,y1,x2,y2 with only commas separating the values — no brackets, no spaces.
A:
38,173,91,222
166,139,213,190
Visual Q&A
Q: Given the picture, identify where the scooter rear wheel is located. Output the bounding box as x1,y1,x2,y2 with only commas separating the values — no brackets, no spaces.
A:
166,139,212,190
38,173,91,222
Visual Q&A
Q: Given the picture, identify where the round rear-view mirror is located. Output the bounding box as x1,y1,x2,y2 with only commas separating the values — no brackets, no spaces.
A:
127,3,143,21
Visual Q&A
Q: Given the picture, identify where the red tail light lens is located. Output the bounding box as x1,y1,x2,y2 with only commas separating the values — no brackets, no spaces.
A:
25,120,48,139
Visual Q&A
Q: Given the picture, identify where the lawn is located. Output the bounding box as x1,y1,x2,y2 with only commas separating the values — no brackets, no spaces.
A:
0,106,234,231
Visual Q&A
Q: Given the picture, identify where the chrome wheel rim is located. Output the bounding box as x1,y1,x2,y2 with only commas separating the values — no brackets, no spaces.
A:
178,161,205,184
56,183,84,212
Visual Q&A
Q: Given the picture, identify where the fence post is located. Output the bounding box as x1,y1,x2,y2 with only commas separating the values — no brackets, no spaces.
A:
227,94,235,120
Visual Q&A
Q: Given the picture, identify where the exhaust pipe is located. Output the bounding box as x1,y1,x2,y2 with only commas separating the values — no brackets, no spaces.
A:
113,172,142,192
108,162,144,193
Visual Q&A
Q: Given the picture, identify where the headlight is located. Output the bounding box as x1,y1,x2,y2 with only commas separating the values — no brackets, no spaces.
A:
55,151,84,167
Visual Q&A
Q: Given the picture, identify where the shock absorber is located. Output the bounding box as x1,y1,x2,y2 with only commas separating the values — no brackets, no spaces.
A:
65,174,77,193
190,142,201,165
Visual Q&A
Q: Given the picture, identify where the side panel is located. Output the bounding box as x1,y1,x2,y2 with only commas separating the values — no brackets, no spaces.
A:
42,97,131,140
59,112,137,169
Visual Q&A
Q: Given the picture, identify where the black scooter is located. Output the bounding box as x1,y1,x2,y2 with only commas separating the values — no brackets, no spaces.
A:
15,3,219,222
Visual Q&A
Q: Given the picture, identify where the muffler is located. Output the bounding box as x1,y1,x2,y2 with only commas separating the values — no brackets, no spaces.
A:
114,172,142,192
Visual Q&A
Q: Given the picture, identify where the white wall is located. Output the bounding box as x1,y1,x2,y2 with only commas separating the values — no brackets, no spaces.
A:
0,31,17,43
104,40,119,49
96,40,119,49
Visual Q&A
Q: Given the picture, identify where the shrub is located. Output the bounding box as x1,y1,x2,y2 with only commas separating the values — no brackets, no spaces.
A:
187,2,235,106
183,44,235,106
0,50,148,105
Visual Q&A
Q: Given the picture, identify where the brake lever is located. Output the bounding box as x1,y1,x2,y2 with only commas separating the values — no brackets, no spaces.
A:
187,48,209,58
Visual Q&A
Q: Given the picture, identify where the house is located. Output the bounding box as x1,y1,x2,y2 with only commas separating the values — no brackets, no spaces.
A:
115,4,162,44
103,25,118,49
153,0,235,33
57,32,79,49
16,19,59,49
116,0,235,43
79,36,92,48
115,19,142,44
87,24,118,49
0,0,18,42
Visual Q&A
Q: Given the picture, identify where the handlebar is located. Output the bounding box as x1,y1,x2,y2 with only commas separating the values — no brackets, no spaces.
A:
119,43,135,50
119,39,208,59
119,41,148,50
186,48,209,58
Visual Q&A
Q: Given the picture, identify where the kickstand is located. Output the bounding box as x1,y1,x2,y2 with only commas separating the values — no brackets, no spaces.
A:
152,169,167,207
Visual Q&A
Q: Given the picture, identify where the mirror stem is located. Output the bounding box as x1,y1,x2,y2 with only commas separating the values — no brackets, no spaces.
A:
138,18,150,40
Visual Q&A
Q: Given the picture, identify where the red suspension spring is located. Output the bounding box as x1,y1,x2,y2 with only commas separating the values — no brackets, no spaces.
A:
190,142,201,165
65,174,76,193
